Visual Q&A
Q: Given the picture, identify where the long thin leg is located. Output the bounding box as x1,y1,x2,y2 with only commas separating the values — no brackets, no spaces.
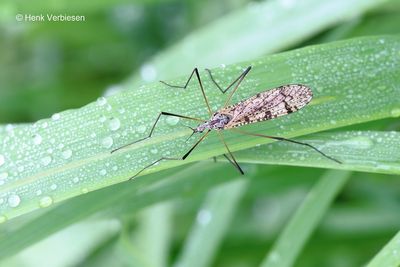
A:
160,68,212,116
219,66,251,107
230,129,342,164
129,130,211,180
111,112,204,153
216,131,244,174
205,66,252,95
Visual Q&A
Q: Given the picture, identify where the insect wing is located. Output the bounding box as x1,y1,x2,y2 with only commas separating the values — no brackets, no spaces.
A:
221,84,312,128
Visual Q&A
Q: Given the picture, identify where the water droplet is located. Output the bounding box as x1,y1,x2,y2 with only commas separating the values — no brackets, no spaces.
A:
39,196,53,208
269,251,281,263
100,169,107,176
33,134,42,145
0,155,4,167
109,118,121,131
97,97,107,106
50,184,57,190
391,108,400,118
0,215,7,224
36,190,42,196
41,156,52,166
81,188,89,194
99,115,107,123
140,63,157,82
150,148,158,154
166,116,180,126
0,172,8,184
118,108,125,114
17,166,25,172
136,125,147,133
62,149,72,159
73,177,79,183
42,121,48,128
330,120,337,125
196,209,212,226
8,195,21,207
51,113,61,121
101,136,114,149
112,166,118,171
5,124,14,132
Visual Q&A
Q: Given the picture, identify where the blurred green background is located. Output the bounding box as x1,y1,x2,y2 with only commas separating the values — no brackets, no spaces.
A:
1,0,400,267
0,0,249,123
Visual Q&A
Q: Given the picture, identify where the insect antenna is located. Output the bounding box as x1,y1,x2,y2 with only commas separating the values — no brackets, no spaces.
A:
230,129,342,164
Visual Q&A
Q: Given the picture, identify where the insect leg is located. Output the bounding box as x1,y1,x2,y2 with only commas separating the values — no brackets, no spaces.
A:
222,66,252,107
129,130,211,180
160,68,212,116
205,66,252,94
216,132,244,174
230,129,342,164
111,112,203,153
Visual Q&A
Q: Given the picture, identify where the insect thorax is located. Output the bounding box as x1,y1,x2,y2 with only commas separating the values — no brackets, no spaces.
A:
196,113,231,132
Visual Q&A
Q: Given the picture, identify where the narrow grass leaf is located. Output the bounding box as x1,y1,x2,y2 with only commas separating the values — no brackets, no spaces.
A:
260,170,351,267
0,35,399,222
366,230,400,267
0,162,242,260
233,131,400,175
127,0,388,83
174,179,248,267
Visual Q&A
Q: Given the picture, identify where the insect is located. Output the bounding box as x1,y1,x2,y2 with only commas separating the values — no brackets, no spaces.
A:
112,66,341,179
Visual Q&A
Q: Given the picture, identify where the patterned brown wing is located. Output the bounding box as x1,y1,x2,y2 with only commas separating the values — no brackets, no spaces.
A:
219,84,312,129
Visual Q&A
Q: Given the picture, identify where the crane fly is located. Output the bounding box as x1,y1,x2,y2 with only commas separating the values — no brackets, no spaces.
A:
112,66,341,179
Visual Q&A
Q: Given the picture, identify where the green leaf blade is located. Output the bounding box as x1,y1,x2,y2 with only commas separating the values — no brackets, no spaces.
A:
0,35,399,222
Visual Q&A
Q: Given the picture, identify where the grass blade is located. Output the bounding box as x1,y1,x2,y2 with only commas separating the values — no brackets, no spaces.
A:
260,170,351,267
234,131,400,175
174,179,248,267
366,231,400,267
0,35,399,222
127,0,388,83
0,162,243,260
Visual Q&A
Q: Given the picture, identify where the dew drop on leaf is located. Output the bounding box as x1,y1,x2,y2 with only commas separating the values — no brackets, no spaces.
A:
51,113,61,121
8,194,21,208
196,209,212,226
100,169,107,176
62,149,73,159
33,134,42,145
41,156,52,166
0,155,4,167
101,136,114,149
137,125,147,133
73,177,79,183
97,97,107,106
0,215,7,224
391,108,400,117
39,196,53,208
166,116,180,126
50,184,57,190
109,118,121,131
